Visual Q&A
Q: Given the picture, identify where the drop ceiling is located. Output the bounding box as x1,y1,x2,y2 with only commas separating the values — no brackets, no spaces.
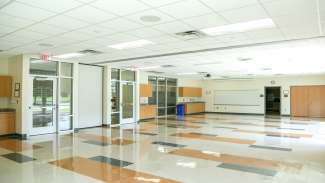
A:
0,0,325,78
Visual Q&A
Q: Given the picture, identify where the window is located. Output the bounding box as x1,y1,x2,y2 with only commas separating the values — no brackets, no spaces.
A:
121,70,135,81
30,59,58,76
60,62,73,77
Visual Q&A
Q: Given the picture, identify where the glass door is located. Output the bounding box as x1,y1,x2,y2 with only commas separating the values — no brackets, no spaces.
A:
30,77,57,135
120,82,135,124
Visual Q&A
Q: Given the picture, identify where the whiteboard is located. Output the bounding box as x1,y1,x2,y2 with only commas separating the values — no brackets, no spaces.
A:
214,90,260,106
78,64,103,128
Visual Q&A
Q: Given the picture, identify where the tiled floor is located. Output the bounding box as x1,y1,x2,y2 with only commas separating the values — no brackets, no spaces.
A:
1,113,325,183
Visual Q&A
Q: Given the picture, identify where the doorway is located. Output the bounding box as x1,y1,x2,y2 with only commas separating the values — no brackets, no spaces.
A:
120,82,135,124
30,77,57,135
265,87,281,115
110,69,136,126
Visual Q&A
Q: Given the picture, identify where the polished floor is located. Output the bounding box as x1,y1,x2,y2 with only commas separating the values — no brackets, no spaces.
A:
1,114,325,183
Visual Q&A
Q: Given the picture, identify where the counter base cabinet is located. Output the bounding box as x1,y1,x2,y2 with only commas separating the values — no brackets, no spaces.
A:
140,105,157,119
0,112,15,135
185,103,205,114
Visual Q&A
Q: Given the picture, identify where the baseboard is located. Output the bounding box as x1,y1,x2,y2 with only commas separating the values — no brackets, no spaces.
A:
0,133,27,140
204,112,265,116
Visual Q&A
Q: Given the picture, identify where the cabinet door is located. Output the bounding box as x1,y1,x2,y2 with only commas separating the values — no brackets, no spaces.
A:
140,84,152,97
308,86,325,117
0,76,12,97
291,86,309,117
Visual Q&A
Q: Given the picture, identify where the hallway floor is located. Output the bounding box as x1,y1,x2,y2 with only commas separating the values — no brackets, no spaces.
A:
1,114,325,183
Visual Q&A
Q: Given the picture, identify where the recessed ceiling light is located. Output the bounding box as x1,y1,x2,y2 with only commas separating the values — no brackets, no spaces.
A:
200,18,275,36
38,43,54,47
108,39,154,50
53,52,84,59
140,15,161,22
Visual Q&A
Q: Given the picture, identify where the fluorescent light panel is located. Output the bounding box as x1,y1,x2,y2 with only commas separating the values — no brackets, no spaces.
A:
200,18,275,36
109,39,154,50
54,52,84,59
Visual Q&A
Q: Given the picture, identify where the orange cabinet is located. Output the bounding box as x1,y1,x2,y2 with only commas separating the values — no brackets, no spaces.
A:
140,105,157,119
291,86,325,118
140,84,153,97
0,76,12,97
178,87,202,97
0,112,15,135
184,103,205,114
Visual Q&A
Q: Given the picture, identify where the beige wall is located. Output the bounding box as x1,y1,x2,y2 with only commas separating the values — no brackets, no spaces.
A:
202,75,325,115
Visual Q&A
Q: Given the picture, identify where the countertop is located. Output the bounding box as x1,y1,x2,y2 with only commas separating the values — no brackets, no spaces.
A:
0,108,16,112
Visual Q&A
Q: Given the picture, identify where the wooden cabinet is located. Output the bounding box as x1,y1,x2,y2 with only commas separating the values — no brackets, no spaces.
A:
0,112,15,135
140,105,157,119
185,103,205,114
140,84,153,97
291,86,325,117
178,87,202,97
0,76,12,97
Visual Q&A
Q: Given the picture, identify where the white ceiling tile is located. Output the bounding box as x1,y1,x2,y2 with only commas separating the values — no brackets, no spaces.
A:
78,25,118,37
98,18,143,32
126,27,164,38
45,15,89,30
140,0,185,7
158,0,213,19
0,30,48,44
90,0,150,16
64,5,116,24
182,13,228,29
0,12,35,28
0,2,55,21
152,21,193,34
26,23,68,35
0,25,19,36
200,0,259,12
220,4,269,23
262,0,317,17
126,9,175,26
55,31,93,41
16,0,83,13
0,40,22,50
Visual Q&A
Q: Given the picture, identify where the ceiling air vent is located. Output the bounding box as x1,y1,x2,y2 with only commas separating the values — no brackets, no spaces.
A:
237,57,252,61
79,49,103,55
175,30,206,40
161,65,175,68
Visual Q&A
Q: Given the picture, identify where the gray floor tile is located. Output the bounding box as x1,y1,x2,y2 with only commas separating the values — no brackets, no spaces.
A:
89,156,133,167
218,163,277,176
138,132,158,136
249,145,292,151
2,153,35,163
152,141,186,147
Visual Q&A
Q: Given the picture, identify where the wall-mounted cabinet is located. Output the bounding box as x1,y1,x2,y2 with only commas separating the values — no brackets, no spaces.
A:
0,76,12,97
0,112,15,135
140,84,153,97
140,105,157,119
178,87,202,97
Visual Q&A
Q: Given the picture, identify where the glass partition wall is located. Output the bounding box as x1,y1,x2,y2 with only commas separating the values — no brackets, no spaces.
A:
111,68,136,126
29,59,74,135
148,76,177,117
